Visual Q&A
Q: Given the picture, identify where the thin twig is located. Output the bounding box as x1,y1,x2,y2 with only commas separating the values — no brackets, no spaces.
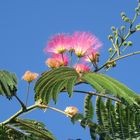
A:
111,50,140,62
25,82,30,106
0,103,72,126
37,104,72,118
73,90,122,103
0,104,38,125
14,95,26,110
95,50,140,72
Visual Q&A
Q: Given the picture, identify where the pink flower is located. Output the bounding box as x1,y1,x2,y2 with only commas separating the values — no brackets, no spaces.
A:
45,54,68,68
72,32,102,57
22,71,39,83
74,64,90,73
44,34,72,54
84,47,101,62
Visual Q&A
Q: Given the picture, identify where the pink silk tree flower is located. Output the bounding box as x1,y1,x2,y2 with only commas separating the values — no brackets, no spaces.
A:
74,64,90,73
72,32,101,57
84,45,101,63
44,34,72,54
45,54,68,68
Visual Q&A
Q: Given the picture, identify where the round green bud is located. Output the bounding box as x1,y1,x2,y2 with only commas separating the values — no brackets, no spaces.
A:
121,12,126,17
135,8,139,12
121,26,126,30
136,24,140,30
113,31,117,36
123,17,131,22
112,62,116,67
127,41,133,46
108,48,113,53
111,26,116,31
122,41,127,46
108,35,113,40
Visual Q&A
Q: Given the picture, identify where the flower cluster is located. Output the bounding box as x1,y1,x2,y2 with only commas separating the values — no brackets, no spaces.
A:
22,71,38,83
64,106,78,117
44,31,102,73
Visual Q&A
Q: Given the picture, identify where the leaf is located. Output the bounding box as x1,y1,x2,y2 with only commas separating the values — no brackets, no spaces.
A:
34,67,79,104
0,70,18,99
84,94,94,120
0,125,31,140
71,113,84,124
9,118,56,140
95,97,140,139
81,72,140,107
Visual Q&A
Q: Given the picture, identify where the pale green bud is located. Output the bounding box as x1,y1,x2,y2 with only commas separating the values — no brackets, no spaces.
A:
123,17,131,22
111,26,116,31
121,12,126,17
108,48,113,53
113,31,117,36
108,35,113,40
112,62,116,67
135,7,139,13
121,26,126,30
122,41,127,46
127,41,133,46
136,24,140,31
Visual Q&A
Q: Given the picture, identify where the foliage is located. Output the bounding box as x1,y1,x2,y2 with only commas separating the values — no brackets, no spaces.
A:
0,119,56,140
0,0,140,140
0,70,18,99
34,67,79,104
81,72,140,107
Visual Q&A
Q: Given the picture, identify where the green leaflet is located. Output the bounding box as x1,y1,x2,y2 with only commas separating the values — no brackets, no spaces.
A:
34,67,79,104
9,118,56,140
81,72,140,107
0,70,18,99
94,97,140,139
0,125,29,140
84,94,94,120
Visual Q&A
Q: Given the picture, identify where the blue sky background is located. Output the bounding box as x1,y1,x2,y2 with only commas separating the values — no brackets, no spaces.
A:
0,0,140,139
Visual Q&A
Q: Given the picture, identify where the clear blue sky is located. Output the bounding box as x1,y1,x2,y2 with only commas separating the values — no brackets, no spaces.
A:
0,0,140,139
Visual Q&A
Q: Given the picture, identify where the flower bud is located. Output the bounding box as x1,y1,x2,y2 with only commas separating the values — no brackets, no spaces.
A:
108,35,113,40
136,24,140,31
22,71,38,83
122,41,127,46
113,31,117,36
127,41,133,46
121,26,126,30
135,7,139,13
111,26,116,31
112,62,116,67
64,106,78,117
108,48,113,53
46,58,61,68
123,17,131,23
121,12,126,17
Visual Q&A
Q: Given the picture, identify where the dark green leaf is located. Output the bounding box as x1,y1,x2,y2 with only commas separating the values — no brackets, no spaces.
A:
0,70,18,99
81,72,140,107
84,94,94,120
34,67,79,104
71,113,84,124
9,118,56,140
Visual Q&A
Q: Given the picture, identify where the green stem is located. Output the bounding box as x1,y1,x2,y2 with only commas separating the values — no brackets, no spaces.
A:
70,51,73,67
0,104,38,125
0,104,72,126
95,50,140,72
25,82,30,106
72,90,121,103
37,104,72,118
14,95,26,110
97,8,138,73
111,50,140,62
